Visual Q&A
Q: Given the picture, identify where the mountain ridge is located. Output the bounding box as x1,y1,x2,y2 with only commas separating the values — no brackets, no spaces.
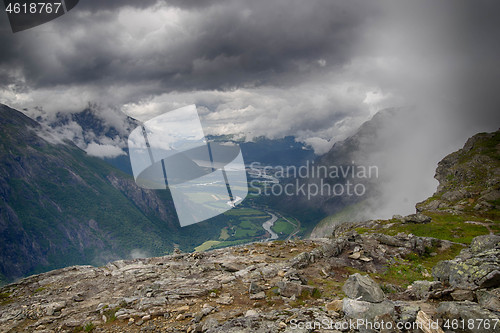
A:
0,104,183,282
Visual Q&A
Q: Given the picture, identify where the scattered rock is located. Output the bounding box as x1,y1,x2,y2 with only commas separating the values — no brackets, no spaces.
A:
275,281,314,298
343,298,395,322
469,234,500,254
433,235,500,289
249,291,266,300
220,262,242,273
403,213,431,224
407,280,443,300
451,289,475,301
245,309,259,317
326,299,343,312
43,301,66,316
290,252,311,269
216,296,233,305
249,281,263,294
397,303,420,324
416,311,445,333
172,305,189,313
349,251,362,259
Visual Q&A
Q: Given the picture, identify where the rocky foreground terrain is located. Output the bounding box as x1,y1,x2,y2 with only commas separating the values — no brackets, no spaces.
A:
0,129,499,333
0,231,499,333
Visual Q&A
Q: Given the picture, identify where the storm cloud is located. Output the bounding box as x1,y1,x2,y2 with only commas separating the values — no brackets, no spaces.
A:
1,0,499,145
0,0,499,214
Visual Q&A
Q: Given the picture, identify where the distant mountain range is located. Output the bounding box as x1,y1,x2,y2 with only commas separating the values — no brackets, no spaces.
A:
0,104,228,283
0,104,318,284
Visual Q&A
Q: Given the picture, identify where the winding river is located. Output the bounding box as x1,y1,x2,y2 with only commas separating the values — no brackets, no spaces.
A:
262,212,279,241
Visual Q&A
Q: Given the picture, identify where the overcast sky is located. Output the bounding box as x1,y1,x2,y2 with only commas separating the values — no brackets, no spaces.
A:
0,0,499,154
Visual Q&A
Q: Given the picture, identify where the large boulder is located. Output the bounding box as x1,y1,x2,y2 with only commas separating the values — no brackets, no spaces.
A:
407,280,443,300
476,288,500,312
469,235,500,255
275,281,315,298
342,273,385,303
436,301,500,333
403,213,432,224
342,298,396,328
433,235,500,290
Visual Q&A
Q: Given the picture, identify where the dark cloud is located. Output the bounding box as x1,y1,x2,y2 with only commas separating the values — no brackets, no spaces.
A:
0,0,498,146
0,0,379,91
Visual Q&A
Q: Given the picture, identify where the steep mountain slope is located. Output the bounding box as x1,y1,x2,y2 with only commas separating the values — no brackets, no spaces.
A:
0,104,183,282
312,128,500,240
417,130,500,217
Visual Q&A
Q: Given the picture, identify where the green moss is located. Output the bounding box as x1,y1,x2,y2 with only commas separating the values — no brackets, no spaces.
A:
33,286,47,293
355,227,371,234
266,286,280,299
208,288,220,295
311,288,322,299
84,323,95,332
289,299,305,307
307,276,346,299
0,292,12,306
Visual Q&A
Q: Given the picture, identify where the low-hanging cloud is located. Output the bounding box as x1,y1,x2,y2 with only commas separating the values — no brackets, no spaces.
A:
85,142,126,158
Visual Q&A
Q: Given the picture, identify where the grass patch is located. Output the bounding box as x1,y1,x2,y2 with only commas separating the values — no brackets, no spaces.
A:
238,219,259,230
84,322,95,332
219,228,230,240
103,307,120,323
377,243,463,288
271,219,295,235
378,212,490,244
33,286,47,293
380,258,429,288
0,292,12,306
233,227,259,238
195,240,221,252
224,208,267,216
288,287,322,307
355,227,371,234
